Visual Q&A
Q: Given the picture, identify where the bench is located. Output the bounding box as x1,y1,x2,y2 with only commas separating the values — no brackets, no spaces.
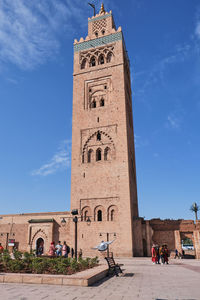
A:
105,257,123,277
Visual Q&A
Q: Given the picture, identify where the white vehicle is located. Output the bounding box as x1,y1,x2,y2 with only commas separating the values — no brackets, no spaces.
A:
182,245,194,250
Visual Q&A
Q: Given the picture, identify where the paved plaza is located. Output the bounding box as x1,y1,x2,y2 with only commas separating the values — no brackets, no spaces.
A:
0,258,200,300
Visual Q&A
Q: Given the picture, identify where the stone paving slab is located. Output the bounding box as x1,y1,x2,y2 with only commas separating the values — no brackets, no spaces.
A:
0,258,200,300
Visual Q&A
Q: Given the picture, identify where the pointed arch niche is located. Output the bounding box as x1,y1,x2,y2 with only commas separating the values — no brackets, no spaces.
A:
107,205,118,221
81,130,116,164
94,205,105,222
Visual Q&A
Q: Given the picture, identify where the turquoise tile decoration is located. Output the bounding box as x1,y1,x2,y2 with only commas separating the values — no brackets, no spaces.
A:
88,13,112,23
74,32,122,52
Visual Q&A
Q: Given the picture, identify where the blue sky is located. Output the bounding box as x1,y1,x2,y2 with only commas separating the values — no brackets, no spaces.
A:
0,0,199,220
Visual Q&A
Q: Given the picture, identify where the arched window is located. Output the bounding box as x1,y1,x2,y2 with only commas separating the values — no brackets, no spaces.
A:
100,98,104,107
90,100,96,108
82,154,85,163
84,210,88,221
81,58,86,69
104,147,111,161
99,54,104,65
102,29,105,35
107,52,113,63
97,131,101,141
96,148,102,161
88,149,93,163
90,56,96,67
97,210,102,221
95,32,98,37
110,209,115,221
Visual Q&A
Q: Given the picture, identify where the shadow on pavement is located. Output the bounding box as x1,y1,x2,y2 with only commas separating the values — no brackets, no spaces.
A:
92,272,134,286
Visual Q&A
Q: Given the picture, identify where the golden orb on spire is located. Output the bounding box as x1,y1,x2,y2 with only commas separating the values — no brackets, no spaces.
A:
100,3,105,14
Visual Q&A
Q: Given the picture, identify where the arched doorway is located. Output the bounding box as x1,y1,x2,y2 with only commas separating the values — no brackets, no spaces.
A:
143,239,147,257
36,238,44,256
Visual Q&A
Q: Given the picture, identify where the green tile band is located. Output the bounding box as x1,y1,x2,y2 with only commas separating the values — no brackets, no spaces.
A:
88,13,112,23
74,32,122,52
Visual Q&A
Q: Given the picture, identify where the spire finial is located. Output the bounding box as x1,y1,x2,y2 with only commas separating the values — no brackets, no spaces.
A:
100,3,105,14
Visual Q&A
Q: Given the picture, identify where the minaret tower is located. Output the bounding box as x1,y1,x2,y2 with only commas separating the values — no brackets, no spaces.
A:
70,4,139,256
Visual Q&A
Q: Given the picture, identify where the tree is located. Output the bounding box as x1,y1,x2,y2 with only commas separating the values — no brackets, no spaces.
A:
190,202,199,221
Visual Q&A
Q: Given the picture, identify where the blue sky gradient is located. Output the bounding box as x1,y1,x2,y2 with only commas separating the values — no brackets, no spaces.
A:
0,0,199,220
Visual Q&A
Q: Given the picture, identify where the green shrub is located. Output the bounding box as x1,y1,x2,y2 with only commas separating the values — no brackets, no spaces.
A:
7,260,25,273
78,257,90,268
32,257,49,274
2,250,11,264
70,258,80,271
0,252,99,275
90,256,99,267
13,250,23,260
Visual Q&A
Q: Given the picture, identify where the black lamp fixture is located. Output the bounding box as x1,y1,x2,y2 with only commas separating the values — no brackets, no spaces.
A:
61,218,66,225
86,216,91,225
71,209,78,216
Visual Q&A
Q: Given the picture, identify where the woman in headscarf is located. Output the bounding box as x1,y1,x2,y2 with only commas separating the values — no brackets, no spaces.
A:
151,244,158,264
49,241,55,256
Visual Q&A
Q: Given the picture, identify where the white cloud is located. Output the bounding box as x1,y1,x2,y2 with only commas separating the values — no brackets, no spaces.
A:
195,22,200,39
0,0,84,70
134,134,148,148
166,113,181,130
31,139,71,176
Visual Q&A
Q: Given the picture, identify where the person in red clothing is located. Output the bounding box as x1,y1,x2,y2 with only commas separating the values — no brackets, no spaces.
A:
0,243,4,254
48,241,55,256
164,244,169,264
151,244,158,264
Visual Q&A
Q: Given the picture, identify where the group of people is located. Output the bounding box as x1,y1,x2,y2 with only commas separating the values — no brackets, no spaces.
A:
151,244,169,265
48,241,82,258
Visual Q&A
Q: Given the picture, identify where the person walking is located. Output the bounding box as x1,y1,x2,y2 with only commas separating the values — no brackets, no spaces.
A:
159,245,165,264
55,241,62,256
156,245,160,264
151,244,157,264
78,248,83,259
174,249,179,259
62,241,68,258
38,243,44,256
164,244,169,264
71,247,74,258
49,242,55,256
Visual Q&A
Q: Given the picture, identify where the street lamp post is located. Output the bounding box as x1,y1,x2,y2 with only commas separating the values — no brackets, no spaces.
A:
61,209,91,261
73,216,78,260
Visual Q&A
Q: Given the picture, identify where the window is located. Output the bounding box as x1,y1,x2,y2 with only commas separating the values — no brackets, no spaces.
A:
97,210,102,221
95,32,98,37
81,58,86,69
104,147,111,161
102,30,105,35
90,56,96,67
84,210,88,221
100,98,104,107
111,209,115,221
99,55,104,65
97,131,101,141
96,148,102,161
107,52,113,63
91,100,96,108
88,149,93,163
